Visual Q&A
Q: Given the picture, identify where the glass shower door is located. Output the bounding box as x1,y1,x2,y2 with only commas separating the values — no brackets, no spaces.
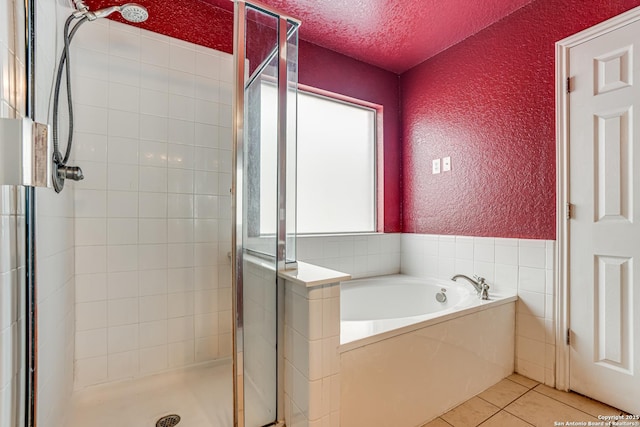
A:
233,2,299,426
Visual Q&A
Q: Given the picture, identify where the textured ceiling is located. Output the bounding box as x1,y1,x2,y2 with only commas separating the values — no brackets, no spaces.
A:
84,0,533,73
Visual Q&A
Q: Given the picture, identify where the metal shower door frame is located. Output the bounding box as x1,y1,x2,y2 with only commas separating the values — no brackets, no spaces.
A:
24,0,38,426
232,1,300,425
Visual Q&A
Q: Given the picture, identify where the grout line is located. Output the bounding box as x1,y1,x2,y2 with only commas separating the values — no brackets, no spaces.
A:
506,376,536,388
530,388,621,419
476,391,526,410
419,417,453,427
500,409,536,426
443,377,626,427
504,388,612,424
503,389,538,415
533,384,626,416
477,408,500,426
506,375,540,389
476,410,500,427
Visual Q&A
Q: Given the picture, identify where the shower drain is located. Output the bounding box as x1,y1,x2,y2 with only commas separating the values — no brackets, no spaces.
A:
156,414,181,427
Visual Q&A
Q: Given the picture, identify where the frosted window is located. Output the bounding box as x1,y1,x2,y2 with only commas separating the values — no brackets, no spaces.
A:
259,84,278,235
260,85,376,234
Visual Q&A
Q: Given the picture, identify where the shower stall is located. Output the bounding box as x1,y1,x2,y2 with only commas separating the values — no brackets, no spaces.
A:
0,0,299,426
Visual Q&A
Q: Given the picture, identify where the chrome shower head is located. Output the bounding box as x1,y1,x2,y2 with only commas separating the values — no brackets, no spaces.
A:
86,3,148,23
119,3,148,23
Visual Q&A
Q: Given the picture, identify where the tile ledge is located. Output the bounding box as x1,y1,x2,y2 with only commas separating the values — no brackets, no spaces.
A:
279,261,351,287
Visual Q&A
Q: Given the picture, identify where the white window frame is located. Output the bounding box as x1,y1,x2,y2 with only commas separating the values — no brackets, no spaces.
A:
259,84,380,236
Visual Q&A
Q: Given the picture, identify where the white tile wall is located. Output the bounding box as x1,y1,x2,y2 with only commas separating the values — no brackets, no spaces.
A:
0,187,24,427
0,0,18,118
400,233,555,385
71,20,234,388
284,279,341,427
243,259,278,426
31,1,79,426
297,233,401,279
33,127,77,425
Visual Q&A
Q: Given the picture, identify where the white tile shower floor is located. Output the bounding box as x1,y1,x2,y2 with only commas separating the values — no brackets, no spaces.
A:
66,359,233,427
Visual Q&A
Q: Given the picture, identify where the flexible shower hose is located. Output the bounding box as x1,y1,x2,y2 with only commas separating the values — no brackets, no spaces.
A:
52,14,88,166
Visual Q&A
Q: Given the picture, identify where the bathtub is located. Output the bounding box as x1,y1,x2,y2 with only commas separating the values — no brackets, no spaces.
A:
340,274,513,347
339,274,517,427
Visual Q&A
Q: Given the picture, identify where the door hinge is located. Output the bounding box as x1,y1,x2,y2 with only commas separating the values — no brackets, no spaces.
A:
566,202,573,220
566,328,571,345
566,76,573,93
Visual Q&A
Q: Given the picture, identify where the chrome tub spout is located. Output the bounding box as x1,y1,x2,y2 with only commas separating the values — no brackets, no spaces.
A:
451,274,490,300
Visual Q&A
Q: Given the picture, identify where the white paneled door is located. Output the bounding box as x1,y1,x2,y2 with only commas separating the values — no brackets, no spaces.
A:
569,17,640,414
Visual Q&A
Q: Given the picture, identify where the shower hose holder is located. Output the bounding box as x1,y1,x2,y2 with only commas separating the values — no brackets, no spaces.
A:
52,161,84,193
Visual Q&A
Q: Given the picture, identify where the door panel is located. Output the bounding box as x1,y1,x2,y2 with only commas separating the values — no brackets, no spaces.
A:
569,20,640,414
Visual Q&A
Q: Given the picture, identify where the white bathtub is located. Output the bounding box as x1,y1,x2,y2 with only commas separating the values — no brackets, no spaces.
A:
341,274,515,347
339,274,518,427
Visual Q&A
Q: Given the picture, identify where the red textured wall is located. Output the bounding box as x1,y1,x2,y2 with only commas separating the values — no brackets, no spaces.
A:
298,40,401,232
401,0,640,239
89,0,235,52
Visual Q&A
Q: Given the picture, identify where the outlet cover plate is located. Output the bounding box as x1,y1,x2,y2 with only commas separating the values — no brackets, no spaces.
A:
432,158,441,174
443,156,451,172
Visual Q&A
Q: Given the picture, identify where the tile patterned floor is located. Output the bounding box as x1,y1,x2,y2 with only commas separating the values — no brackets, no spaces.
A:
422,374,627,427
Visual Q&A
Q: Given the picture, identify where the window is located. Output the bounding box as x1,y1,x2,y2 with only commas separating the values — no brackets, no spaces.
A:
259,85,377,234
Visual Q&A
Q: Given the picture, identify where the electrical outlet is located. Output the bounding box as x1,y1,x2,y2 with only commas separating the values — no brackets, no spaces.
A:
443,156,451,172
432,158,441,174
